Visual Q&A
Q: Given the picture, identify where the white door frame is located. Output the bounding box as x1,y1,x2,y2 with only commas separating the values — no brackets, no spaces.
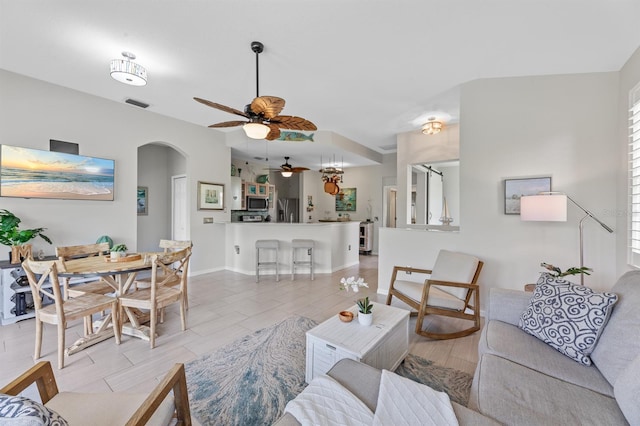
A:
171,174,188,240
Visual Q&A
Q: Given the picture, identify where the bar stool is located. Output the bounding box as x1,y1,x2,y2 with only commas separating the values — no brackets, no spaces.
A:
291,239,315,281
255,240,279,282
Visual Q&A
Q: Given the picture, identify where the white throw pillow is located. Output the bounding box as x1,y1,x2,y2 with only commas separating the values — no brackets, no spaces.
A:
518,273,618,365
0,394,68,426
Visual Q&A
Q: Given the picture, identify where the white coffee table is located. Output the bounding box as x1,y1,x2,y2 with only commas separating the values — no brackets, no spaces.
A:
305,302,410,383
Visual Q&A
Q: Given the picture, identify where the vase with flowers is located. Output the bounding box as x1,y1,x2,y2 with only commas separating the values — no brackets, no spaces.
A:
339,276,373,325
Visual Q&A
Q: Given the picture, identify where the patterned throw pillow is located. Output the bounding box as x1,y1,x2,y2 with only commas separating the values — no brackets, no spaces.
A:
518,273,618,365
0,394,68,425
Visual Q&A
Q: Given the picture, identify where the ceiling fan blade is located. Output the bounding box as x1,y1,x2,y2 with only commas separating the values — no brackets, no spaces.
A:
208,120,247,128
250,96,285,119
291,167,310,173
265,124,281,141
270,115,318,131
194,97,249,118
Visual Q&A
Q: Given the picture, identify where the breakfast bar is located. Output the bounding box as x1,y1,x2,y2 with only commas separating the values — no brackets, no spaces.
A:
225,221,360,276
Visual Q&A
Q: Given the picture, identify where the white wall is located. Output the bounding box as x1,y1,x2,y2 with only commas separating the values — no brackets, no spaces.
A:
379,71,620,310
0,70,229,275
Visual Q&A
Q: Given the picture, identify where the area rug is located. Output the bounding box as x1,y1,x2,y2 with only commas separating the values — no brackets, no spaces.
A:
185,315,473,426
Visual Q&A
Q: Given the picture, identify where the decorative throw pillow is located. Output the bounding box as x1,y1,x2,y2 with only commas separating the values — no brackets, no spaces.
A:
0,394,68,426
518,273,618,365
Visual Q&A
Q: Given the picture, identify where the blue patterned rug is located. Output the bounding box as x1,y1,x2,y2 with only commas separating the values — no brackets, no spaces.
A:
185,315,472,425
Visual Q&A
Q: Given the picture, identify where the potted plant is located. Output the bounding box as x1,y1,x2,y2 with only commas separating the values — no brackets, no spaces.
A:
357,296,373,326
541,262,592,278
110,243,127,260
0,209,52,264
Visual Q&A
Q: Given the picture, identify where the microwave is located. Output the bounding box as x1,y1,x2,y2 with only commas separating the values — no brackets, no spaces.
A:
247,196,269,211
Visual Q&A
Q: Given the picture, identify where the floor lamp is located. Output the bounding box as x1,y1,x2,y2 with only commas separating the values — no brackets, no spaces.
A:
520,192,614,285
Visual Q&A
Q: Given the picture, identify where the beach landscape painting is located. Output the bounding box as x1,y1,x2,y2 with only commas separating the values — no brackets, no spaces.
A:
0,144,115,201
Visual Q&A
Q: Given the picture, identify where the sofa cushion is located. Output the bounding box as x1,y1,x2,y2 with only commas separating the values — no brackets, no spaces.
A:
0,394,68,426
470,354,628,426
479,320,613,396
518,273,618,365
591,270,640,386
614,354,640,425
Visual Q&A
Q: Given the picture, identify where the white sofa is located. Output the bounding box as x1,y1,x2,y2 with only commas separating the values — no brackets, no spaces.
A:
469,270,640,425
275,358,498,425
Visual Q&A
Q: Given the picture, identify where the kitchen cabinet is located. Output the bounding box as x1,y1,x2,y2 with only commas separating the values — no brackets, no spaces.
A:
230,176,244,210
258,183,269,197
245,182,258,197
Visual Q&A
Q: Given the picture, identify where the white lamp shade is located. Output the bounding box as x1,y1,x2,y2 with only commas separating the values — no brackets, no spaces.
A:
520,194,567,221
243,123,270,139
281,171,293,177
110,59,147,86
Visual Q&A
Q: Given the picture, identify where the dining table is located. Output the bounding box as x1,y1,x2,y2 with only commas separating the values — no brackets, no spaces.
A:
57,253,157,354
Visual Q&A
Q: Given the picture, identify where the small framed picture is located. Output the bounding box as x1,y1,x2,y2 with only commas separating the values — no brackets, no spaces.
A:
198,181,224,210
137,186,148,216
504,177,551,214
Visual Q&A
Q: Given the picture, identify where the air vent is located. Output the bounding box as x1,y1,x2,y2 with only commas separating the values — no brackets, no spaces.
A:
125,98,150,109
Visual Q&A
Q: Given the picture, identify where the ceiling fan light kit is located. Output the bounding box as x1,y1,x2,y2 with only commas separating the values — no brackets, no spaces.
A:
195,41,317,140
243,122,270,139
110,52,147,86
422,118,444,135
265,156,309,178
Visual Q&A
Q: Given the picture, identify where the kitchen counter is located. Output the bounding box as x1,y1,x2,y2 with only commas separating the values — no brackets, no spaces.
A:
225,221,359,276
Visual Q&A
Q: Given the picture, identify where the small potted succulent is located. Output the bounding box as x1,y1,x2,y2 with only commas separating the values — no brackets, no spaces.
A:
110,243,127,260
0,209,52,264
356,296,373,326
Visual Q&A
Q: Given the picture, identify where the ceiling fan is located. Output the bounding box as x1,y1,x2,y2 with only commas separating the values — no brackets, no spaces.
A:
194,41,317,141
266,157,309,177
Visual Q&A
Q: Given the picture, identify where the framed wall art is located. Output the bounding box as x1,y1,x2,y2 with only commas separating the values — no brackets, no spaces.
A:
504,177,551,214
137,186,148,215
336,187,357,212
198,181,224,210
1,144,115,201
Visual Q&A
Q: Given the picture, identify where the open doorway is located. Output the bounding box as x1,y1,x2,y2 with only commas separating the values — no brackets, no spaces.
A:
383,185,397,228
137,143,188,252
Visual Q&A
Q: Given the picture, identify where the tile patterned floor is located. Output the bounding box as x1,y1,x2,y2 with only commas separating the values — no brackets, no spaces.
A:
0,255,481,398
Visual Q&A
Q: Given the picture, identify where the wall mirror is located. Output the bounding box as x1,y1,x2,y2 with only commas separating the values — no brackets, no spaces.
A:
408,160,459,227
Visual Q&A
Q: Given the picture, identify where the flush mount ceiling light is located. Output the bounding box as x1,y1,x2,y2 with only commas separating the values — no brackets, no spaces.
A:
110,52,147,86
421,117,444,135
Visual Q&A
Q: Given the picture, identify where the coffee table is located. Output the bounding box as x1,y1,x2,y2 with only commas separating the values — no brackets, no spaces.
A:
305,302,409,383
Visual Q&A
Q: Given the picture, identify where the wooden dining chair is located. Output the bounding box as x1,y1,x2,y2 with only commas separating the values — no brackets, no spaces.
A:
118,247,191,349
1,361,192,425
386,249,484,339
134,240,193,312
56,242,115,299
22,258,121,369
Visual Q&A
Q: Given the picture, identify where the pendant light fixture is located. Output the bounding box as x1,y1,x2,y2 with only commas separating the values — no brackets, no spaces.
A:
110,52,147,86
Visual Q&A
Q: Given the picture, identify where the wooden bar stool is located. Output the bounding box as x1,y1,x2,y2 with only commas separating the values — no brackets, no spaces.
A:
291,239,314,281
255,240,279,282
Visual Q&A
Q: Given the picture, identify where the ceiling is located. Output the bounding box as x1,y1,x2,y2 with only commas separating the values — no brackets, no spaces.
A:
1,1,639,170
